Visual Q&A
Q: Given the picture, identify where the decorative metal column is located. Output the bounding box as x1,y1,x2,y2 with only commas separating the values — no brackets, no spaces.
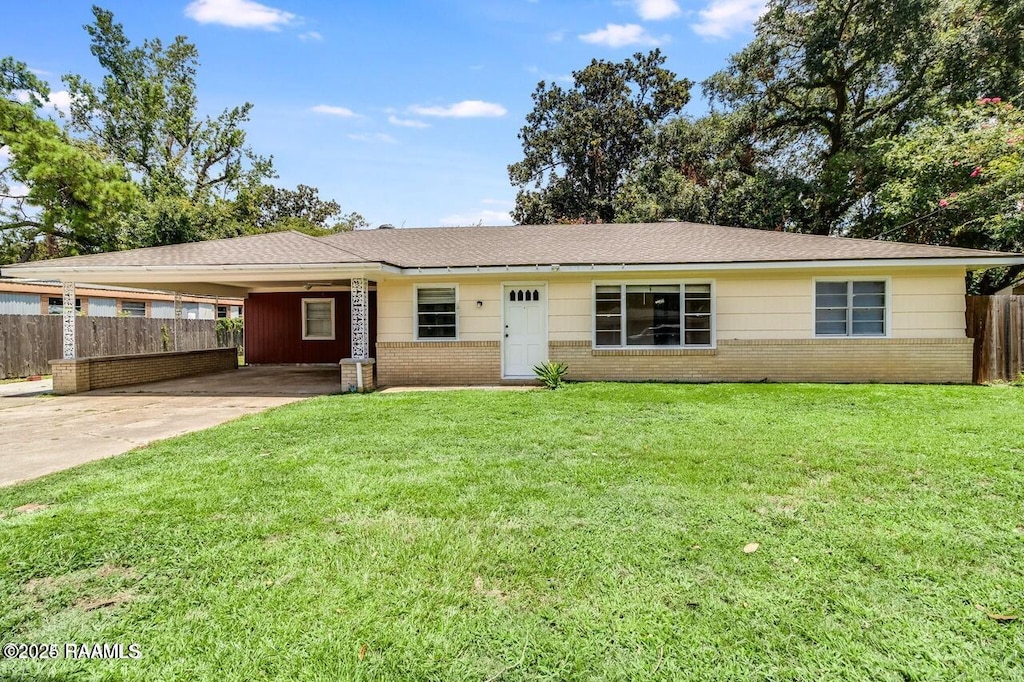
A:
351,277,369,359
174,292,182,351
62,281,76,359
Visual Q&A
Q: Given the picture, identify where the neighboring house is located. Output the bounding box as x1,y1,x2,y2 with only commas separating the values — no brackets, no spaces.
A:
3,222,1023,385
0,279,242,320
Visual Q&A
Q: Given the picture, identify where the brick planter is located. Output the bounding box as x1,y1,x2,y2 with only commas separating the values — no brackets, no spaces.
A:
50,348,239,395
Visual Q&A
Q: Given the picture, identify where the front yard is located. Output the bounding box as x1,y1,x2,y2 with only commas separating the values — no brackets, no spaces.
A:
1,383,1022,680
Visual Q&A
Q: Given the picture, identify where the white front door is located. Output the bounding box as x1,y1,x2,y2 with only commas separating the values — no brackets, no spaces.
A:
503,285,547,378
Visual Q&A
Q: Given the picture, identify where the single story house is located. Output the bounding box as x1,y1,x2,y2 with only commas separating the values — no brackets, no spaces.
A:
0,278,242,319
3,222,1022,390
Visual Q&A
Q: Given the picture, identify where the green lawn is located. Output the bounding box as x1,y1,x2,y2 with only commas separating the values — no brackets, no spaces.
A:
1,383,1023,680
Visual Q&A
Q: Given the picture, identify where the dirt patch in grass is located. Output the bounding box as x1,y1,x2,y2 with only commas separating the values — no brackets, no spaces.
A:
22,564,140,611
13,503,49,514
473,575,510,604
74,592,135,611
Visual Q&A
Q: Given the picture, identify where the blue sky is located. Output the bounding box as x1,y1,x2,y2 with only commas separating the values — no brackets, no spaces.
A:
5,0,764,227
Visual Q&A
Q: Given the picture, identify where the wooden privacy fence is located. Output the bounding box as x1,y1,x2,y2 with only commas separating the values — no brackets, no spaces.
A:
0,316,242,379
966,296,1024,383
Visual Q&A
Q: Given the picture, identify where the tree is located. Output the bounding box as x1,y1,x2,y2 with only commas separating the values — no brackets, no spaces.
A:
703,0,942,236
508,50,691,224
875,98,1024,292
65,6,274,204
614,111,816,230
234,183,368,235
1,57,138,262
697,0,1024,238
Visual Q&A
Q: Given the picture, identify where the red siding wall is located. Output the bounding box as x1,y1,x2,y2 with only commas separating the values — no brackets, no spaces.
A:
245,291,377,364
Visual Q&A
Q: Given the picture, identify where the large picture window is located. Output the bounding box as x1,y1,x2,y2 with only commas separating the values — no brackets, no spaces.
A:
594,283,712,347
815,280,887,336
416,286,457,340
302,298,335,340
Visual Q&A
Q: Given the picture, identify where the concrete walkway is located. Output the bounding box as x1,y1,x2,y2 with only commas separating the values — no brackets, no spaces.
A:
0,366,341,487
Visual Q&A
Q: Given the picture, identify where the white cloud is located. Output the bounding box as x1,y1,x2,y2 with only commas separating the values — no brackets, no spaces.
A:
691,0,766,38
13,89,74,114
635,0,681,20
388,115,430,129
579,23,664,48
348,133,397,144
310,104,358,117
4,182,29,199
438,209,514,226
0,146,10,165
547,30,565,43
44,91,73,114
298,31,323,42
410,100,507,118
184,0,296,30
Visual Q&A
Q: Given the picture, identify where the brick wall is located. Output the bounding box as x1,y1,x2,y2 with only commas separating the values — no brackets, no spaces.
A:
548,339,973,384
50,347,238,394
340,358,376,393
376,341,501,386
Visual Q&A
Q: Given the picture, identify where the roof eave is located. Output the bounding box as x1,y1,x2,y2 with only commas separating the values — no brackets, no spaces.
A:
0,262,400,283
398,256,1024,275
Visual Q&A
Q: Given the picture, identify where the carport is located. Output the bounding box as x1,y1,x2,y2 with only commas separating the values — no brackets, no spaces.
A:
1,232,384,394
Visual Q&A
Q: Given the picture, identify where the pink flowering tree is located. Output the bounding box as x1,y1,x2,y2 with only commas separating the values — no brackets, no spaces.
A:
876,99,1024,292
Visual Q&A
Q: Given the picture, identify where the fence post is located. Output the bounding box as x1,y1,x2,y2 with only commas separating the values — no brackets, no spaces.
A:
173,292,182,352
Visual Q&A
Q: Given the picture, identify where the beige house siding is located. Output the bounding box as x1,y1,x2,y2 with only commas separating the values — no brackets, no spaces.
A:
374,267,971,385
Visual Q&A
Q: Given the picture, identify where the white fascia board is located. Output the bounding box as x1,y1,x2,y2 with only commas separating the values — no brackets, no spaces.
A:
0,262,400,283
398,256,1024,276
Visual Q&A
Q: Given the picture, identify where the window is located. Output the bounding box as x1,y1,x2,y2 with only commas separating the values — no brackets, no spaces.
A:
217,305,228,319
47,297,81,315
120,300,146,317
815,280,887,336
416,286,457,340
302,298,335,340
594,283,713,347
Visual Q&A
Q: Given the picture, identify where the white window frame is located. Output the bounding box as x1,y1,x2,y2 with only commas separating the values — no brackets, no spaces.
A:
591,280,716,350
413,283,459,341
812,276,892,338
301,297,336,341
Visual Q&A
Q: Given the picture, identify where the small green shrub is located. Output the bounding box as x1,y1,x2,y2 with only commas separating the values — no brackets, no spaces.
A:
533,360,569,389
216,317,244,332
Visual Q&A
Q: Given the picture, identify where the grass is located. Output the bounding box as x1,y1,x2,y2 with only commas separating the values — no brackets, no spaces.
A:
1,383,1023,680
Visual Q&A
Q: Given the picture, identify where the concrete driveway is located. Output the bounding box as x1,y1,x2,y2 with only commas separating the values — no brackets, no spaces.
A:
0,366,342,487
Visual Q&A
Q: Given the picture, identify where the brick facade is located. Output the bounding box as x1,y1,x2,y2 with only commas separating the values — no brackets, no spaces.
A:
340,358,376,393
548,338,973,384
50,348,238,394
376,341,501,386
377,337,971,386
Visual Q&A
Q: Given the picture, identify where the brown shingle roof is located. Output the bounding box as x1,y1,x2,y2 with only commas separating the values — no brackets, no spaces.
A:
2,222,1017,273
322,222,1015,267
8,230,371,268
